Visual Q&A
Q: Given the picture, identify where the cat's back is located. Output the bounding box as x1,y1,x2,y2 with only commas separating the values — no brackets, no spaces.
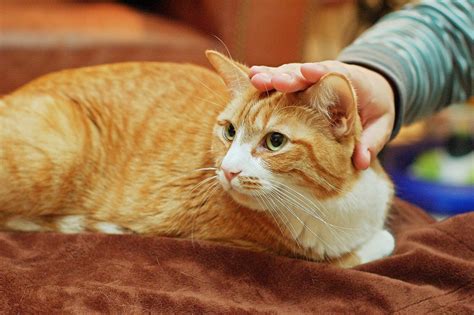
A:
1,62,229,166
6,62,228,116
0,62,230,218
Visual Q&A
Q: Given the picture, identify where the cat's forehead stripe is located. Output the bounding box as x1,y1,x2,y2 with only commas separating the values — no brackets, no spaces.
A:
249,96,278,125
240,94,281,127
236,97,256,123
239,103,269,142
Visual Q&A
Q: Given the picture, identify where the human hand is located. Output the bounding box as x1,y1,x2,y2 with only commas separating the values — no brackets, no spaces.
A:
249,62,395,170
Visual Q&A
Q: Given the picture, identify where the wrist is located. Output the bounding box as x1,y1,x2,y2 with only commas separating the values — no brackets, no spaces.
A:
351,64,397,139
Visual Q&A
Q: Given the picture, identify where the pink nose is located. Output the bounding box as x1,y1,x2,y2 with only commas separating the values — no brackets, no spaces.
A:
223,168,241,182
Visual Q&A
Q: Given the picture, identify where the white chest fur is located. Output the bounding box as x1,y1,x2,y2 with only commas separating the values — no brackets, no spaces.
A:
278,168,393,258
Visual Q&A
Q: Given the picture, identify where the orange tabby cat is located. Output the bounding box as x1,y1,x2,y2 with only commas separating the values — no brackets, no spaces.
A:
0,51,394,267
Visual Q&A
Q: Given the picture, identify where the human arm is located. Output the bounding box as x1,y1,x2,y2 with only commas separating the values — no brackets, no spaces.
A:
250,0,473,169
338,0,473,139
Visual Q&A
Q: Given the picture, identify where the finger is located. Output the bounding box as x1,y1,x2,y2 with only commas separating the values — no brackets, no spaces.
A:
249,65,274,78
360,114,393,162
352,142,371,170
271,73,310,93
300,63,329,83
250,73,274,91
319,60,350,76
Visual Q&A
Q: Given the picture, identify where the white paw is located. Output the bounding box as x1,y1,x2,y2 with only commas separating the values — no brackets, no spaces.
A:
356,230,395,264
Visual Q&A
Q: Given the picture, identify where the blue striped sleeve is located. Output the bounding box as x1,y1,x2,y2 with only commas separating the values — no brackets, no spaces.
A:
338,0,473,139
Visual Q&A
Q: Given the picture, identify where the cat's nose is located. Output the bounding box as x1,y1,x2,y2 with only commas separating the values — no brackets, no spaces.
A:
222,168,241,182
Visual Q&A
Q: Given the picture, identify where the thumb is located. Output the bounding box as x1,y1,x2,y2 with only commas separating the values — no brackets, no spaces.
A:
353,114,393,170
353,142,371,170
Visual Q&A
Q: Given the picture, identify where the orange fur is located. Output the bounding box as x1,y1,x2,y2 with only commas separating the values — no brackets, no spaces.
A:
0,51,394,267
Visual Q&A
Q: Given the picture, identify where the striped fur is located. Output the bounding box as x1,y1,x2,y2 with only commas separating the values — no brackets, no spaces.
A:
0,51,394,267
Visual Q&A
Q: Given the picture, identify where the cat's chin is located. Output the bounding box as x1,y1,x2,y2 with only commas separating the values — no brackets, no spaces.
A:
218,177,267,211
225,190,266,212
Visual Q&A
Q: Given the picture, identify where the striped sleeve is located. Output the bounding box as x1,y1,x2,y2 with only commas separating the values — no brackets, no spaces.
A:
338,0,473,139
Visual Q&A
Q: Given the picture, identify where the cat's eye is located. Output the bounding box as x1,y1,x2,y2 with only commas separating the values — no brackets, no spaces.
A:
265,132,287,151
223,123,236,141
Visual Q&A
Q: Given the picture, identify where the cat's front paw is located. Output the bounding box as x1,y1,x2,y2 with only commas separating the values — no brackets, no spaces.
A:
356,230,395,264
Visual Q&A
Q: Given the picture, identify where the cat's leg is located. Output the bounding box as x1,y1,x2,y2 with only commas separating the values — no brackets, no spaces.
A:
354,229,395,264
329,230,395,268
1,213,132,234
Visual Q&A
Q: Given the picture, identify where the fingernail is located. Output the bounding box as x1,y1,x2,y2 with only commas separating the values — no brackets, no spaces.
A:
302,63,325,71
252,73,272,85
279,73,293,81
365,148,372,163
257,73,271,80
249,66,264,77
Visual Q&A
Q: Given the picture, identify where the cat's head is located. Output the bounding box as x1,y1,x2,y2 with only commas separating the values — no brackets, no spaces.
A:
206,50,362,210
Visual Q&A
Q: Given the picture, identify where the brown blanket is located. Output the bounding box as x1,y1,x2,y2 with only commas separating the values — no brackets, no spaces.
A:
0,199,473,314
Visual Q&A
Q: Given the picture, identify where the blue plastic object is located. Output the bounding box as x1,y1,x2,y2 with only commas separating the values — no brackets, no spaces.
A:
381,141,474,215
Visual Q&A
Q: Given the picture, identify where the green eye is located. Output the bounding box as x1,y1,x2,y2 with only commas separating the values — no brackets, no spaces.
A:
224,123,236,141
266,132,287,151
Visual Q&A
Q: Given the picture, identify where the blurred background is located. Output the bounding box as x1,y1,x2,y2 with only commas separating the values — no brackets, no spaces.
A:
0,0,409,93
1,0,472,216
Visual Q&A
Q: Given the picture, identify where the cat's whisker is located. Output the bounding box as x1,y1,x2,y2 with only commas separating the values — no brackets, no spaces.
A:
263,154,357,204
267,179,328,218
236,160,356,255
259,193,303,251
270,186,358,253
212,35,246,97
277,187,328,221
201,183,220,209
204,181,220,201
271,185,326,224
272,203,335,256
268,178,358,227
190,179,220,247
192,167,218,172
192,96,225,108
269,95,288,118
277,189,332,227
268,189,339,254
304,192,359,232
269,181,359,232
263,81,270,98
268,188,345,254
255,195,287,240
212,35,233,61
190,175,218,194
262,194,295,239
266,198,303,249
191,75,226,102
306,175,358,208
247,163,307,251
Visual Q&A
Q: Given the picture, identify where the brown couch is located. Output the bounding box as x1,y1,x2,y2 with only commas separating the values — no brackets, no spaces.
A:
1,199,473,313
0,0,309,94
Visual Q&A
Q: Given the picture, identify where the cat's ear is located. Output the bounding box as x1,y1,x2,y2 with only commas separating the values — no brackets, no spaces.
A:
304,73,359,139
205,50,254,96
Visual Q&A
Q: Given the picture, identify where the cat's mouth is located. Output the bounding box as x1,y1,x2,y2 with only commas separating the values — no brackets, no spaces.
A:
217,171,271,210
218,171,266,194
